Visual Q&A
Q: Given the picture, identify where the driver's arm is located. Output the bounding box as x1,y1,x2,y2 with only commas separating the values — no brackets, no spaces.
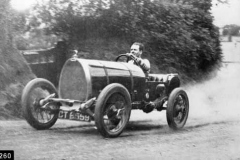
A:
126,53,150,72
137,58,150,73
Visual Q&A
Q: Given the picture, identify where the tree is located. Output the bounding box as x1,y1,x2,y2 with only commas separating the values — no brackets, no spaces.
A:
222,24,240,36
24,0,222,82
0,0,34,118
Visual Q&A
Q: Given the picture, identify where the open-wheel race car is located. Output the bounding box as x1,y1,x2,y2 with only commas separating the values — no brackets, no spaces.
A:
21,54,189,138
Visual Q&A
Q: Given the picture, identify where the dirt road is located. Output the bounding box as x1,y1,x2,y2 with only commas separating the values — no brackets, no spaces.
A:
1,42,240,160
0,109,240,160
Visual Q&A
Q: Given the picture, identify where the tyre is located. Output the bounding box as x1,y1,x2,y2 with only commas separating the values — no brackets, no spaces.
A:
166,88,189,130
95,83,131,138
21,78,59,130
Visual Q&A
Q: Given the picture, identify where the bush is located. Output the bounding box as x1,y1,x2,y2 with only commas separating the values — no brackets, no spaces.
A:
96,0,222,81
0,1,34,119
29,0,222,82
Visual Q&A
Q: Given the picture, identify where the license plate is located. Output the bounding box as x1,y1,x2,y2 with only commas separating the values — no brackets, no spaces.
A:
58,110,91,122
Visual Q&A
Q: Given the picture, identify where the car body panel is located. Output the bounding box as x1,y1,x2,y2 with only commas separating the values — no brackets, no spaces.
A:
59,58,146,101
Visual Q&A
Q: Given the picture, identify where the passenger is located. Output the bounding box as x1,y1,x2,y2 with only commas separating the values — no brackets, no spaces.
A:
126,42,150,73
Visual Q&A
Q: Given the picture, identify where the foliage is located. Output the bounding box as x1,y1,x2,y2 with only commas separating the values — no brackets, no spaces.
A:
222,24,240,36
15,31,58,50
25,0,222,82
0,0,34,119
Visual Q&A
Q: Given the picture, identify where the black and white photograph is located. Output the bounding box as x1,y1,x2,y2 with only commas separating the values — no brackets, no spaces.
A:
0,0,240,159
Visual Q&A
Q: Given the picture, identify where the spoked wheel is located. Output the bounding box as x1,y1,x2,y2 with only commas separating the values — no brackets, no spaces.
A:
21,78,59,130
95,83,131,138
166,88,189,130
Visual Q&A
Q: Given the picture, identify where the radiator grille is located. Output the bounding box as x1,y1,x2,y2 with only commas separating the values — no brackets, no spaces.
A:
59,60,88,101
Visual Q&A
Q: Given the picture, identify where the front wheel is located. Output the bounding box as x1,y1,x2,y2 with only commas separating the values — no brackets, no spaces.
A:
21,78,59,130
95,83,131,138
166,88,189,130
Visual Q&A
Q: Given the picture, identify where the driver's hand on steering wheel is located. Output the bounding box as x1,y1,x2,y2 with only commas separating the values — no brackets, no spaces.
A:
126,53,141,65
126,52,132,57
126,53,136,59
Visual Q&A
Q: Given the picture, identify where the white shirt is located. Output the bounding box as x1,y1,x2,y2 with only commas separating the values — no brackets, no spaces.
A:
128,58,150,73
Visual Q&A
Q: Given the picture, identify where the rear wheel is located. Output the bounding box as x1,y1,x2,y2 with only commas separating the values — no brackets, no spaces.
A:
21,78,59,130
166,88,189,129
95,83,131,138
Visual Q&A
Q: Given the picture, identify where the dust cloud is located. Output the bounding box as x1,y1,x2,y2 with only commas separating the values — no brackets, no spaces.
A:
131,42,240,127
130,63,240,125
186,63,240,124
130,64,240,125
131,59,240,127
185,42,240,126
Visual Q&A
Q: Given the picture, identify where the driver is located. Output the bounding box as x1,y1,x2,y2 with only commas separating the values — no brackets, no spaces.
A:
127,43,160,109
126,42,150,73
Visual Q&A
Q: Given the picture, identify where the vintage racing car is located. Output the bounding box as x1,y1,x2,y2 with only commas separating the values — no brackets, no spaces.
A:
21,54,189,138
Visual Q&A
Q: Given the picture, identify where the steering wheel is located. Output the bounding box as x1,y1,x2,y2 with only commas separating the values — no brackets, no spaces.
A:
115,54,137,63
